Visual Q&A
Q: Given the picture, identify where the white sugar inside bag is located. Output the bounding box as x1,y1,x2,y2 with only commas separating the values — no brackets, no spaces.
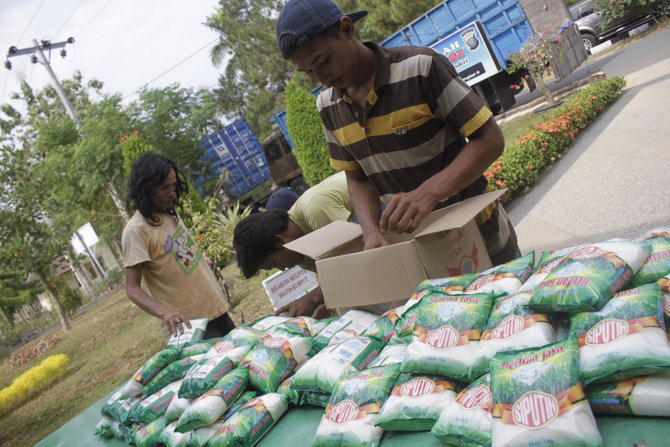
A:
570,283,670,384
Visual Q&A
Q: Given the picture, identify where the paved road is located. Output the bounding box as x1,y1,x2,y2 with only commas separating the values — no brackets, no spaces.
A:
504,28,670,255
513,25,670,108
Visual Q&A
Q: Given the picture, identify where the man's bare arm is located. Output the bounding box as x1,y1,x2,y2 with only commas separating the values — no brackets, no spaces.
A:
345,169,390,250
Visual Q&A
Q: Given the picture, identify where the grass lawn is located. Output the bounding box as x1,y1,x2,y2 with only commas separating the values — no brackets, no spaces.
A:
0,262,275,446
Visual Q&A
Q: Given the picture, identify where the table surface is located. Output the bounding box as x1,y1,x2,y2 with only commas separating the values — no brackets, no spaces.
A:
35,387,669,447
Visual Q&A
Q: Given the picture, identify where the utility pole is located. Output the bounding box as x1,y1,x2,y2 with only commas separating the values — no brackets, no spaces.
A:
6,38,130,222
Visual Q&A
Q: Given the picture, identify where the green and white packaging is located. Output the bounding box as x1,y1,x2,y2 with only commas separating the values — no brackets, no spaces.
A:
180,342,215,359
208,393,288,447
117,393,144,425
312,364,400,447
300,390,331,408
431,373,492,447
132,414,167,447
585,370,670,416
470,291,555,379
130,379,183,426
179,354,234,399
569,283,670,384
401,289,494,379
276,377,300,406
250,315,291,332
628,228,670,287
159,420,191,447
290,336,384,393
176,366,249,433
165,393,192,424
313,310,379,351
375,373,459,431
185,392,259,447
94,416,123,439
528,240,651,312
205,325,262,364
168,318,209,348
367,339,408,368
362,308,401,343
490,338,602,447
120,345,183,398
241,327,312,394
101,388,127,421
415,252,535,296
142,354,206,396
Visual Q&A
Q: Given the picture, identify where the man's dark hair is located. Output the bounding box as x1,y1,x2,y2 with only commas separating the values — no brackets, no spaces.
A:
279,21,341,60
233,210,290,278
126,152,188,224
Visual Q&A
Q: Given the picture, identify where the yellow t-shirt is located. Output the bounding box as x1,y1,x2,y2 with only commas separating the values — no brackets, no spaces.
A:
287,171,353,271
121,211,230,320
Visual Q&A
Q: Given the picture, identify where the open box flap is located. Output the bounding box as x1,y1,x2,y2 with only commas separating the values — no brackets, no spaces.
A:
284,220,363,260
415,189,506,238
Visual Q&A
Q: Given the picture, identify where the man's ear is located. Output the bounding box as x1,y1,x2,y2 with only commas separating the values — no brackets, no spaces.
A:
275,232,291,247
339,16,355,39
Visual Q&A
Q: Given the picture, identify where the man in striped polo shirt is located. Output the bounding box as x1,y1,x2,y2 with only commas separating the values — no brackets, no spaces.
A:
276,0,520,266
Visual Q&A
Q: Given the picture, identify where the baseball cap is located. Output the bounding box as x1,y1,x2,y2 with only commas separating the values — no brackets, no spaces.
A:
265,187,300,211
276,0,368,59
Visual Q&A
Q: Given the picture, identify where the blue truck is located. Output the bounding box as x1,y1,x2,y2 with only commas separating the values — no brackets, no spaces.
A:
199,119,307,206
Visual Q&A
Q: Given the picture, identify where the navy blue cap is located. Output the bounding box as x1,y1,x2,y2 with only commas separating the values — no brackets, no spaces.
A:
265,187,300,211
276,0,368,59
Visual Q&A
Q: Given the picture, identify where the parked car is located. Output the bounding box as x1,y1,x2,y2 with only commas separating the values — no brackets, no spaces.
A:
569,0,654,52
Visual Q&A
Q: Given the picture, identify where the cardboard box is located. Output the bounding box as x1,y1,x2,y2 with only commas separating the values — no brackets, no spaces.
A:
262,266,319,311
285,189,505,310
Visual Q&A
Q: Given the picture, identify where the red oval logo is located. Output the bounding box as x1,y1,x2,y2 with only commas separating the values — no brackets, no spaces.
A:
213,340,234,354
458,385,492,409
586,319,629,345
426,326,459,349
400,377,435,398
466,275,494,292
328,400,359,424
513,392,558,428
491,315,524,339
569,246,606,260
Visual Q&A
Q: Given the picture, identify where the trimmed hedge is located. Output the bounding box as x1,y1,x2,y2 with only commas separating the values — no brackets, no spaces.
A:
284,81,337,186
486,77,626,203
0,353,69,414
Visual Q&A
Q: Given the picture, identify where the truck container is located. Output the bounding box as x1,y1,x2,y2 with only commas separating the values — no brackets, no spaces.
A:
199,118,273,204
199,118,308,206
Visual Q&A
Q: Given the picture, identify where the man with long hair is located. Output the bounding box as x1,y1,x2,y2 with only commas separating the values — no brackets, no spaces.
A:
122,152,234,338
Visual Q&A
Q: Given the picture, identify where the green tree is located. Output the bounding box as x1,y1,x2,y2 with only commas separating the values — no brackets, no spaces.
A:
0,271,43,327
126,85,223,186
0,146,71,331
593,0,670,27
206,0,298,139
285,81,335,185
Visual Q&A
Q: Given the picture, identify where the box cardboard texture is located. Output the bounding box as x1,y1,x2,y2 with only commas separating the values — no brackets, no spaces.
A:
285,189,505,311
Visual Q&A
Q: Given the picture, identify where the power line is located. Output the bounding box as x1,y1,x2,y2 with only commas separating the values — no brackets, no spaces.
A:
53,0,87,38
123,37,218,100
75,0,113,37
17,0,48,45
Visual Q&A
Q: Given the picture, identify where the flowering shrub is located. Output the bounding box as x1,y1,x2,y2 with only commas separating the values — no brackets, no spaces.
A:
486,77,626,203
8,335,60,367
506,29,567,106
0,354,69,414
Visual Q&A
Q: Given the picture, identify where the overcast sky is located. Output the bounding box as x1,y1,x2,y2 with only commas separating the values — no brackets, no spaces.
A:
0,0,226,111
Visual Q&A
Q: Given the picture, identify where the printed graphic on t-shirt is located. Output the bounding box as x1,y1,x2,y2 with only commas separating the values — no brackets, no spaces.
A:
163,225,201,275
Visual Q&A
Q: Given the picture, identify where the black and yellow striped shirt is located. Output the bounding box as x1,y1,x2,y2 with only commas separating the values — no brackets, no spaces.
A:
316,42,493,210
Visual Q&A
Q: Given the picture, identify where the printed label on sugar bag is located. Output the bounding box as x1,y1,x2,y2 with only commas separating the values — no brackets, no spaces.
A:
401,290,494,379
375,373,459,431
490,339,602,447
430,372,492,446
529,241,650,313
569,283,670,384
